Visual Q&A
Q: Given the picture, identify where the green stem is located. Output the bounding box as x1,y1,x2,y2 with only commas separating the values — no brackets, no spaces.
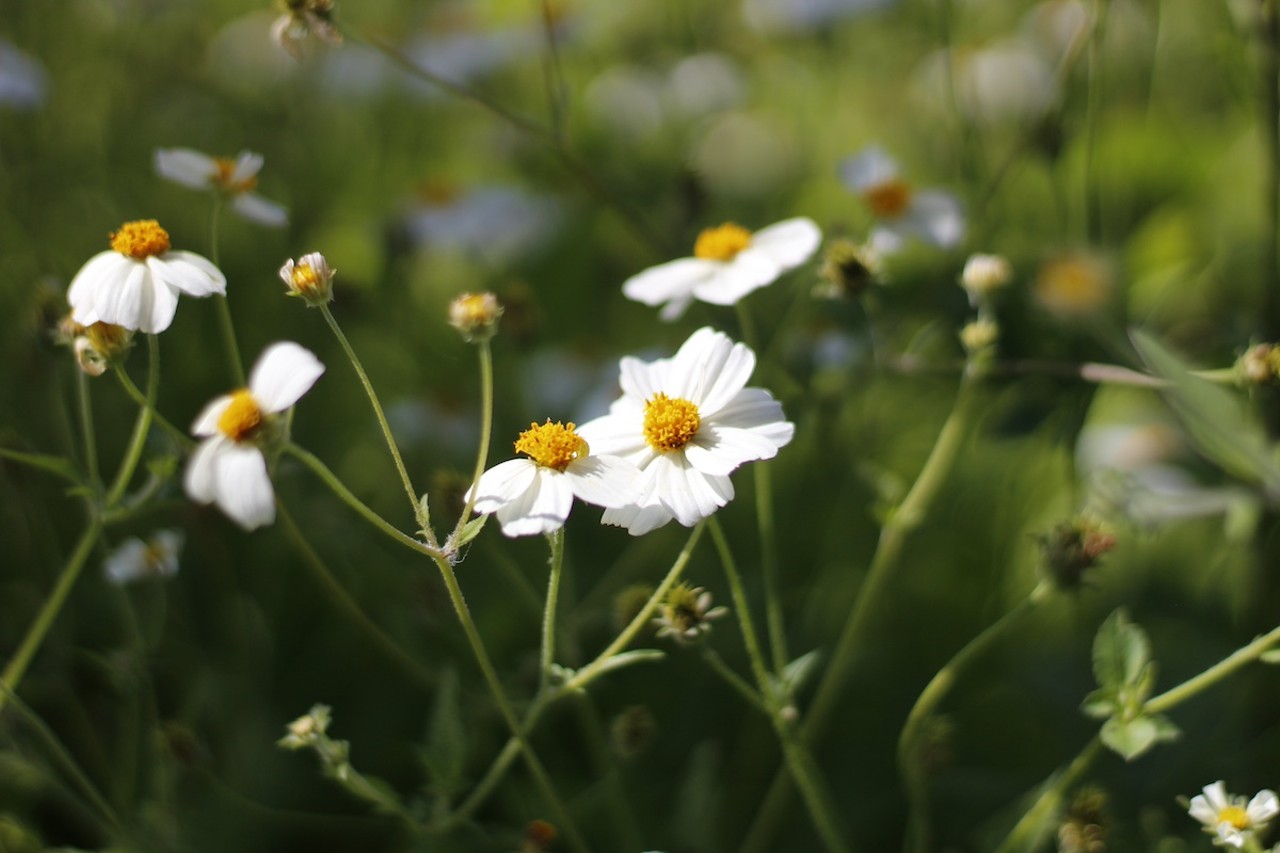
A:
1145,620,1280,714
277,501,436,692
993,738,1103,853
319,305,432,544
104,335,158,509
701,648,768,714
76,369,101,490
285,443,439,558
0,520,103,712
207,198,245,387
711,517,852,853
744,377,980,853
900,581,1052,853
452,340,494,551
541,528,565,692
428,552,589,853
455,523,707,822
114,364,189,447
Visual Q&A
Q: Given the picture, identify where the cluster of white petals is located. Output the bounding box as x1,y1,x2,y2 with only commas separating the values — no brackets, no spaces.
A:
577,327,794,535
155,148,288,227
839,145,964,254
622,217,821,320
185,343,324,531
103,530,184,584
67,220,226,335
1188,781,1280,849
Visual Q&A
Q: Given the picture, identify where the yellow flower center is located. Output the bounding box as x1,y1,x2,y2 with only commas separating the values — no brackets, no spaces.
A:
213,158,259,193
643,393,701,452
1218,805,1250,830
109,220,171,259
217,390,264,442
694,223,753,261
290,262,323,294
863,179,913,218
514,420,589,471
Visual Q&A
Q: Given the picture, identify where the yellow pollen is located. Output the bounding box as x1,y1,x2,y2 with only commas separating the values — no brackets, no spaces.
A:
643,393,701,452
694,223,753,261
1218,805,1250,830
864,179,913,218
514,420,589,471
217,390,264,442
291,263,321,293
213,158,258,193
109,220,171,259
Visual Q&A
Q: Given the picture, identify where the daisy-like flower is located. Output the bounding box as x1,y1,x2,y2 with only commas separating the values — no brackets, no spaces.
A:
839,145,964,254
154,148,288,227
577,327,794,536
185,342,325,531
1188,781,1280,848
466,420,640,537
622,218,822,321
653,582,728,644
104,530,184,584
279,252,335,306
67,219,227,334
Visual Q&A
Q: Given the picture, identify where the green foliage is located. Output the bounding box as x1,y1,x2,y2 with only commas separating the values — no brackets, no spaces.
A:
1083,609,1180,762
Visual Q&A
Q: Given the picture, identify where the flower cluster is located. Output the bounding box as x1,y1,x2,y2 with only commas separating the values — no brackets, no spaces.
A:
1188,781,1280,849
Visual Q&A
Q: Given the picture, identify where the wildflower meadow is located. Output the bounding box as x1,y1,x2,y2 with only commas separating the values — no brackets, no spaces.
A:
7,1,1280,851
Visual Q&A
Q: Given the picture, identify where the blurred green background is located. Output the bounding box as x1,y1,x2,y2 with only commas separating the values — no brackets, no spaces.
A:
3,0,1280,850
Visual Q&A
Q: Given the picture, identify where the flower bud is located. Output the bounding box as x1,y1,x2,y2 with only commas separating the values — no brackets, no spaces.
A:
959,253,1012,304
1039,518,1116,590
814,238,882,299
959,318,999,354
1237,343,1280,386
448,292,503,342
280,252,335,306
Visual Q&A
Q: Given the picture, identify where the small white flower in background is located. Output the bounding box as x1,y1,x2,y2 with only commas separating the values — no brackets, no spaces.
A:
960,253,1013,305
104,530,184,584
467,420,640,537
743,0,895,35
1188,781,1280,848
839,145,964,254
0,39,48,109
622,218,822,321
403,182,563,265
154,148,288,227
67,219,227,335
185,343,325,531
577,327,794,536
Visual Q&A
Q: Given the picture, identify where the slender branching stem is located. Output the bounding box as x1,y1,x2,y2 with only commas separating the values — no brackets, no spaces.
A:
452,340,494,548
114,364,190,447
77,369,101,489
208,199,245,386
540,528,565,692
105,335,159,508
319,305,433,544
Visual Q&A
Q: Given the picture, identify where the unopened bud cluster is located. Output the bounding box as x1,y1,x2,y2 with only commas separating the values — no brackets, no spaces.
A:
449,292,503,342
1039,518,1116,590
653,582,728,644
57,314,134,376
815,238,883,300
1237,342,1280,385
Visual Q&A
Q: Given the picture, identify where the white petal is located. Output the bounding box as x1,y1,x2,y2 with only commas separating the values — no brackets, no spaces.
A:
685,425,781,475
191,395,234,437
622,257,718,307
184,436,225,503
1249,790,1280,823
565,454,641,508
150,251,226,297
104,538,149,584
233,193,289,227
154,147,217,189
667,326,733,403
838,145,899,191
248,342,325,413
618,353,668,402
601,502,673,536
99,262,156,332
469,458,538,513
749,217,822,269
139,275,180,335
1188,793,1217,826
905,190,965,248
658,294,695,321
229,150,265,183
494,469,571,536
576,413,650,460
697,339,757,416
645,454,728,527
712,388,794,447
213,443,276,530
690,255,780,305
68,252,132,324
868,225,907,255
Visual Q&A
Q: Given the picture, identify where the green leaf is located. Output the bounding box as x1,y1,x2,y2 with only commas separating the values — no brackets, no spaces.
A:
1091,609,1150,692
451,513,487,548
0,447,82,485
1131,330,1280,494
1261,649,1280,664
1100,713,1180,762
1080,688,1116,720
779,649,822,696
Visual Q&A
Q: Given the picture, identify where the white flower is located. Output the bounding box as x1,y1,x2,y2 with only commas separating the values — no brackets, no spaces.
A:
1189,781,1280,848
154,148,288,227
67,219,227,334
960,253,1013,304
0,38,48,109
104,530,184,584
467,420,640,537
622,218,822,321
185,342,325,530
577,327,794,536
839,146,964,254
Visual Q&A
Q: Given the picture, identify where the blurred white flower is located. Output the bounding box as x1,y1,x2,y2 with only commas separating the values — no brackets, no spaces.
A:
467,420,640,537
743,0,895,35
622,218,821,321
185,343,325,530
839,146,964,253
1188,781,1280,849
915,41,1057,125
104,530,184,584
578,327,795,535
0,39,47,109
403,183,562,264
154,148,288,227
67,219,226,334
